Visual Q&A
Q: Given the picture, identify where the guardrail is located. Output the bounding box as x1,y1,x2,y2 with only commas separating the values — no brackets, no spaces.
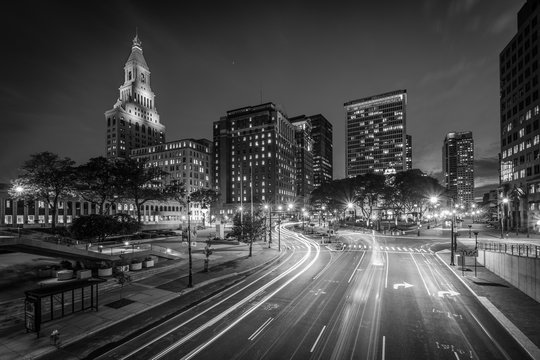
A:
478,241,540,258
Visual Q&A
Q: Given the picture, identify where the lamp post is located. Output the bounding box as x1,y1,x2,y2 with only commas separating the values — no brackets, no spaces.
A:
264,205,269,244
473,231,479,277
501,197,509,239
278,217,282,252
468,224,472,238
187,196,193,288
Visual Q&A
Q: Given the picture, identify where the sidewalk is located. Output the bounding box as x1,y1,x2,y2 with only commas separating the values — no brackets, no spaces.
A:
0,241,281,360
436,250,540,359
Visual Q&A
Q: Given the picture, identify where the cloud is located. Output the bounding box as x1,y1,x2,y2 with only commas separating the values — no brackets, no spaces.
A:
489,9,515,34
447,0,480,17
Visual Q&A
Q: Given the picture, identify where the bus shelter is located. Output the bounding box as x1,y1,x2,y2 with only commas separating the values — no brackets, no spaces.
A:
24,278,106,337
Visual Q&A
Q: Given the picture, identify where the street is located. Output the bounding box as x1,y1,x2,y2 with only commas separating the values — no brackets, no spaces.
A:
94,226,531,360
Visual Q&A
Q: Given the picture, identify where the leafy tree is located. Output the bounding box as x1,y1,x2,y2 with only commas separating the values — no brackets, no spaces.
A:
390,170,444,221
116,158,170,224
352,173,387,224
165,179,186,228
74,157,122,215
189,188,220,226
229,210,266,256
70,214,139,242
11,152,75,228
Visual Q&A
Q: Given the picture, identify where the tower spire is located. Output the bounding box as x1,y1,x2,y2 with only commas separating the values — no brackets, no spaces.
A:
132,28,142,49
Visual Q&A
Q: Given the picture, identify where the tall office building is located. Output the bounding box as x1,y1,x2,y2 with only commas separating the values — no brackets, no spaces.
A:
442,132,475,206
344,90,411,177
213,103,296,218
310,114,333,186
500,0,540,231
290,115,314,207
105,34,165,159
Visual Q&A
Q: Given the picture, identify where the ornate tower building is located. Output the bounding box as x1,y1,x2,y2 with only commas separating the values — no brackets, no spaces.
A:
105,34,165,159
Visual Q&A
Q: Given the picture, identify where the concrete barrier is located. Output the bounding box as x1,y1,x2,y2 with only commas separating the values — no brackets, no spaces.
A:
478,250,539,302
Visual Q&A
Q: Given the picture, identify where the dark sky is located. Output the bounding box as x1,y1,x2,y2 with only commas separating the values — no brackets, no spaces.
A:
1,0,524,196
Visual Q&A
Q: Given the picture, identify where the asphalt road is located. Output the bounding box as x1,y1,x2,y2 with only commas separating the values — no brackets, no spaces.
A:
95,227,531,360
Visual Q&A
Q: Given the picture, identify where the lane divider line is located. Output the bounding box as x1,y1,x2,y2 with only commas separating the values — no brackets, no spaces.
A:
410,252,431,296
310,325,326,353
248,317,274,341
348,251,366,283
382,335,386,360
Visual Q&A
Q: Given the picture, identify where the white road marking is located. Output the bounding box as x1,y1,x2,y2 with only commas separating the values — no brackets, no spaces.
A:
310,325,327,353
382,335,386,360
410,253,431,296
348,251,366,283
248,317,273,341
391,247,395,251
385,251,389,289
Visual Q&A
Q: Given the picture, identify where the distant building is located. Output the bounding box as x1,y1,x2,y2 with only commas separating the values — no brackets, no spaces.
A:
310,114,333,186
131,139,213,224
499,0,540,232
105,34,165,159
290,115,314,207
213,103,297,218
344,90,411,177
442,132,475,207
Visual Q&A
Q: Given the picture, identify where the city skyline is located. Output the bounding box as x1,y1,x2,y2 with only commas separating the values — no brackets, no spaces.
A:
1,1,524,196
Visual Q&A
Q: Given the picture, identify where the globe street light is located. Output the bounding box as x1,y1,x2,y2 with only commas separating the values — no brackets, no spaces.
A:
501,197,509,239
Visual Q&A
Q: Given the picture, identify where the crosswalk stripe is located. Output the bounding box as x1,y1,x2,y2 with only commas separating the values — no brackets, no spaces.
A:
391,247,395,251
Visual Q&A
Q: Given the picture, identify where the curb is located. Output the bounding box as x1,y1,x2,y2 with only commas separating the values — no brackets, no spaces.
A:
27,249,283,360
434,251,540,360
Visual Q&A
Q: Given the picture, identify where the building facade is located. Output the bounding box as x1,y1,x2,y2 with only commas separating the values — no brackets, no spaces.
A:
499,0,540,231
344,90,411,177
290,115,314,207
105,34,165,159
442,132,475,207
131,138,213,224
213,103,297,219
0,183,181,228
310,114,333,187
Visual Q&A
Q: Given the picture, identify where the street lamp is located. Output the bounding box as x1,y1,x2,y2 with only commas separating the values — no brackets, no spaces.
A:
264,204,269,244
473,231,479,277
501,197,509,239
187,196,193,288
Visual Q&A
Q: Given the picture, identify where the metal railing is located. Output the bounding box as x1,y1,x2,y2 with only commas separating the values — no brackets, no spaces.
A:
478,241,540,258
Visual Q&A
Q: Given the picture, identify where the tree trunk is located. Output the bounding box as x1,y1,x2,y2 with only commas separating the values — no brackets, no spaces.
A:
51,197,58,229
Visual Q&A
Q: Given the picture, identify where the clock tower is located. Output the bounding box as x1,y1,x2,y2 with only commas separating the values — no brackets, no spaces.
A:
105,33,165,159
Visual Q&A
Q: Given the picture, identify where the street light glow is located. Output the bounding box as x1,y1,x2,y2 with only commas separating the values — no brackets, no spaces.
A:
502,197,509,204
429,196,438,204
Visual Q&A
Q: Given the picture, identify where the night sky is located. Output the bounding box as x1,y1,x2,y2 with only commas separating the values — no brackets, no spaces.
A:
1,0,524,196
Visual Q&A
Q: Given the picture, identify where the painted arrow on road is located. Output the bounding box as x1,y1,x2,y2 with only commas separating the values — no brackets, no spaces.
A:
393,282,414,290
437,290,460,298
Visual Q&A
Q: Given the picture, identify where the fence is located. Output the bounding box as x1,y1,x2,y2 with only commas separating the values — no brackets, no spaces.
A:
478,242,540,258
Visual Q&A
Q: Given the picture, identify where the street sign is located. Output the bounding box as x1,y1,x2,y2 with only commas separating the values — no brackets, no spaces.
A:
459,249,478,257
